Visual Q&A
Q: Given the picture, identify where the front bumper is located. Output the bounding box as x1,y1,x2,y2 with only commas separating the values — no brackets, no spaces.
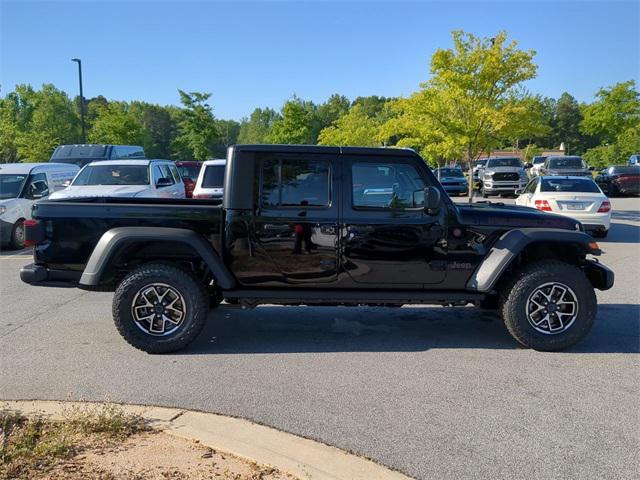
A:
483,180,527,193
20,263,81,287
583,259,614,291
442,184,469,195
0,219,14,244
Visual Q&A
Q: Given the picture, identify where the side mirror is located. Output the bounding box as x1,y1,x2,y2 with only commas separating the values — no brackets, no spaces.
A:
424,186,442,212
61,180,72,188
514,188,524,195
524,163,533,169
156,177,173,187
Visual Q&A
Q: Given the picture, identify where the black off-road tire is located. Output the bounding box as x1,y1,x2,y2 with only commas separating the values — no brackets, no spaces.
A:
113,263,209,354
10,219,25,250
499,260,597,351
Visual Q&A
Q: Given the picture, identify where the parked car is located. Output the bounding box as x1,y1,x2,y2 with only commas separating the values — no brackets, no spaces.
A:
434,167,468,196
515,176,611,238
0,163,79,249
50,144,145,167
540,156,592,177
192,159,226,199
530,156,547,176
480,157,528,197
175,161,203,198
628,154,640,166
21,145,613,354
49,160,185,200
594,165,640,196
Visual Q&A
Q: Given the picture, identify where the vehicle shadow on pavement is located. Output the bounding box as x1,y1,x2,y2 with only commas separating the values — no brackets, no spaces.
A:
603,222,640,243
180,303,639,355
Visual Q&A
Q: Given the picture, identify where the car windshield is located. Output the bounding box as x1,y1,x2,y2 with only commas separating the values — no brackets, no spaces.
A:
473,160,487,168
72,165,150,186
437,168,464,178
487,158,522,167
548,157,585,169
177,164,201,180
533,157,546,164
201,165,225,188
0,174,28,199
540,178,600,193
611,166,640,174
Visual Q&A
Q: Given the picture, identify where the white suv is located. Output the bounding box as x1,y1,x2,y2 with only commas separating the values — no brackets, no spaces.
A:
50,160,186,200
192,159,226,199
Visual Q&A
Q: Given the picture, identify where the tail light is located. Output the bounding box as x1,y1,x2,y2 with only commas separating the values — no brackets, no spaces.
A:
534,199,552,212
598,200,611,213
24,219,45,246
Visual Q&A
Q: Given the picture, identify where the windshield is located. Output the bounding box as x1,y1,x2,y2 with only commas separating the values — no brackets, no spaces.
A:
548,157,585,169
177,164,201,180
437,168,464,178
487,157,522,168
0,174,28,199
611,166,640,175
473,160,487,168
72,165,150,186
540,178,600,193
201,165,225,188
533,157,546,164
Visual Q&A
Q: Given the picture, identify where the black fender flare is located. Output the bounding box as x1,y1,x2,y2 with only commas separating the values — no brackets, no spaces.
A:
79,227,235,289
466,228,600,292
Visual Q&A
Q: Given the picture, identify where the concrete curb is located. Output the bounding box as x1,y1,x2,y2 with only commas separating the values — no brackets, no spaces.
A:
2,400,413,480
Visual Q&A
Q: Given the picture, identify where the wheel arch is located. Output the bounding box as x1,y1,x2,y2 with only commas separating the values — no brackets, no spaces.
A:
79,227,235,290
466,228,600,293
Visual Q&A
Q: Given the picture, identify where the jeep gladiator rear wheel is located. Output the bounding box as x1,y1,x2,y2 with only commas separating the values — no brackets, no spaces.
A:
499,260,597,351
113,263,209,353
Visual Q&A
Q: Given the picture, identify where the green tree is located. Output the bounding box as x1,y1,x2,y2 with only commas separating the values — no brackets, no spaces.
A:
171,90,218,160
266,96,317,144
211,119,241,157
88,101,150,146
316,94,350,131
318,104,383,146
381,30,544,166
582,81,640,167
129,101,178,158
237,107,280,144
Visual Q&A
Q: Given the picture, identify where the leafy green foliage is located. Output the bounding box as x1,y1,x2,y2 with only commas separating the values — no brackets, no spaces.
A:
171,90,219,160
318,104,383,146
88,101,150,146
237,107,280,144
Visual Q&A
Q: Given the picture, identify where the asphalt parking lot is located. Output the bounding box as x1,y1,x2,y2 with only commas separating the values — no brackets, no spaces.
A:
1,196,638,480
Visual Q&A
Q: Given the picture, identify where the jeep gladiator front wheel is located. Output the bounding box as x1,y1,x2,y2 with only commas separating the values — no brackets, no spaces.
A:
113,263,209,353
499,260,597,351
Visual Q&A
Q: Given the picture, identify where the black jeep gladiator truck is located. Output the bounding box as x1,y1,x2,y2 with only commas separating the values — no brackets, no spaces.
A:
20,145,614,353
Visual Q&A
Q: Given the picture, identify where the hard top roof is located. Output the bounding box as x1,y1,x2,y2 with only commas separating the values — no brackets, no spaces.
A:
231,144,417,157
0,162,79,174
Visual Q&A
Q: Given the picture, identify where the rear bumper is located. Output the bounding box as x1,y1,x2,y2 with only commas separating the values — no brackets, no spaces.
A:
563,212,611,231
20,263,81,287
583,259,614,291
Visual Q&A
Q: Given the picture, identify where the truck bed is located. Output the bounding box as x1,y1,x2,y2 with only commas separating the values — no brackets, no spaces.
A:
32,197,223,272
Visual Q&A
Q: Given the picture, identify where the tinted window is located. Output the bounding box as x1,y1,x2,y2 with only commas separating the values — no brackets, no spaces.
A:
0,174,28,199
261,159,330,208
168,165,181,183
177,164,201,179
51,145,108,160
23,173,49,199
436,168,464,177
533,157,546,164
524,178,538,193
540,178,600,193
548,157,584,169
112,146,145,159
72,165,150,186
202,165,226,188
486,157,522,168
352,162,425,209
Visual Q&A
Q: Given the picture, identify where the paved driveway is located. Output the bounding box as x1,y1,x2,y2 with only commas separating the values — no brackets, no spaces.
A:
1,197,638,480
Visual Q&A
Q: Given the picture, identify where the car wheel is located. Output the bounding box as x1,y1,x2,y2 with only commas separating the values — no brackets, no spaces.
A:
113,263,210,353
482,188,488,198
499,260,597,351
10,220,25,250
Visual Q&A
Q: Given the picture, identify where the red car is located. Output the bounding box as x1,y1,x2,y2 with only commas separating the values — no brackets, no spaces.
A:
174,161,203,198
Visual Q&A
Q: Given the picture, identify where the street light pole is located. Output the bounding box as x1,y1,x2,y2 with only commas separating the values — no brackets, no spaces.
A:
71,58,86,143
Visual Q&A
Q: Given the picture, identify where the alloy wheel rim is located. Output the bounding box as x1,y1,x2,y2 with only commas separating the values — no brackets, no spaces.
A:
14,223,25,245
526,282,579,334
131,283,186,336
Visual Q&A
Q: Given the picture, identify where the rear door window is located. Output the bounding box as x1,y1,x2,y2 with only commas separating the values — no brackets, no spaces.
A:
261,158,330,208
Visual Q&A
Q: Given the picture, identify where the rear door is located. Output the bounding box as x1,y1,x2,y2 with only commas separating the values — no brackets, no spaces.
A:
340,154,447,286
248,152,340,285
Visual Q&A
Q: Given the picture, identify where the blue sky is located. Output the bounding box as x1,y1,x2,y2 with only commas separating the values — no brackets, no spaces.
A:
1,1,638,120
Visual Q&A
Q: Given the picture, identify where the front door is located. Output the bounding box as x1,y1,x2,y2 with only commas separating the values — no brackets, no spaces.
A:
248,153,340,285
340,155,447,286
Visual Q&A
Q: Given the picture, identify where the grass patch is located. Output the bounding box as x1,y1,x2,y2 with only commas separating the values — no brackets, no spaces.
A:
0,403,146,479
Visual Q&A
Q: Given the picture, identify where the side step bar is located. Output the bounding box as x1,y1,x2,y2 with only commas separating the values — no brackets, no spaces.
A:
223,289,486,309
